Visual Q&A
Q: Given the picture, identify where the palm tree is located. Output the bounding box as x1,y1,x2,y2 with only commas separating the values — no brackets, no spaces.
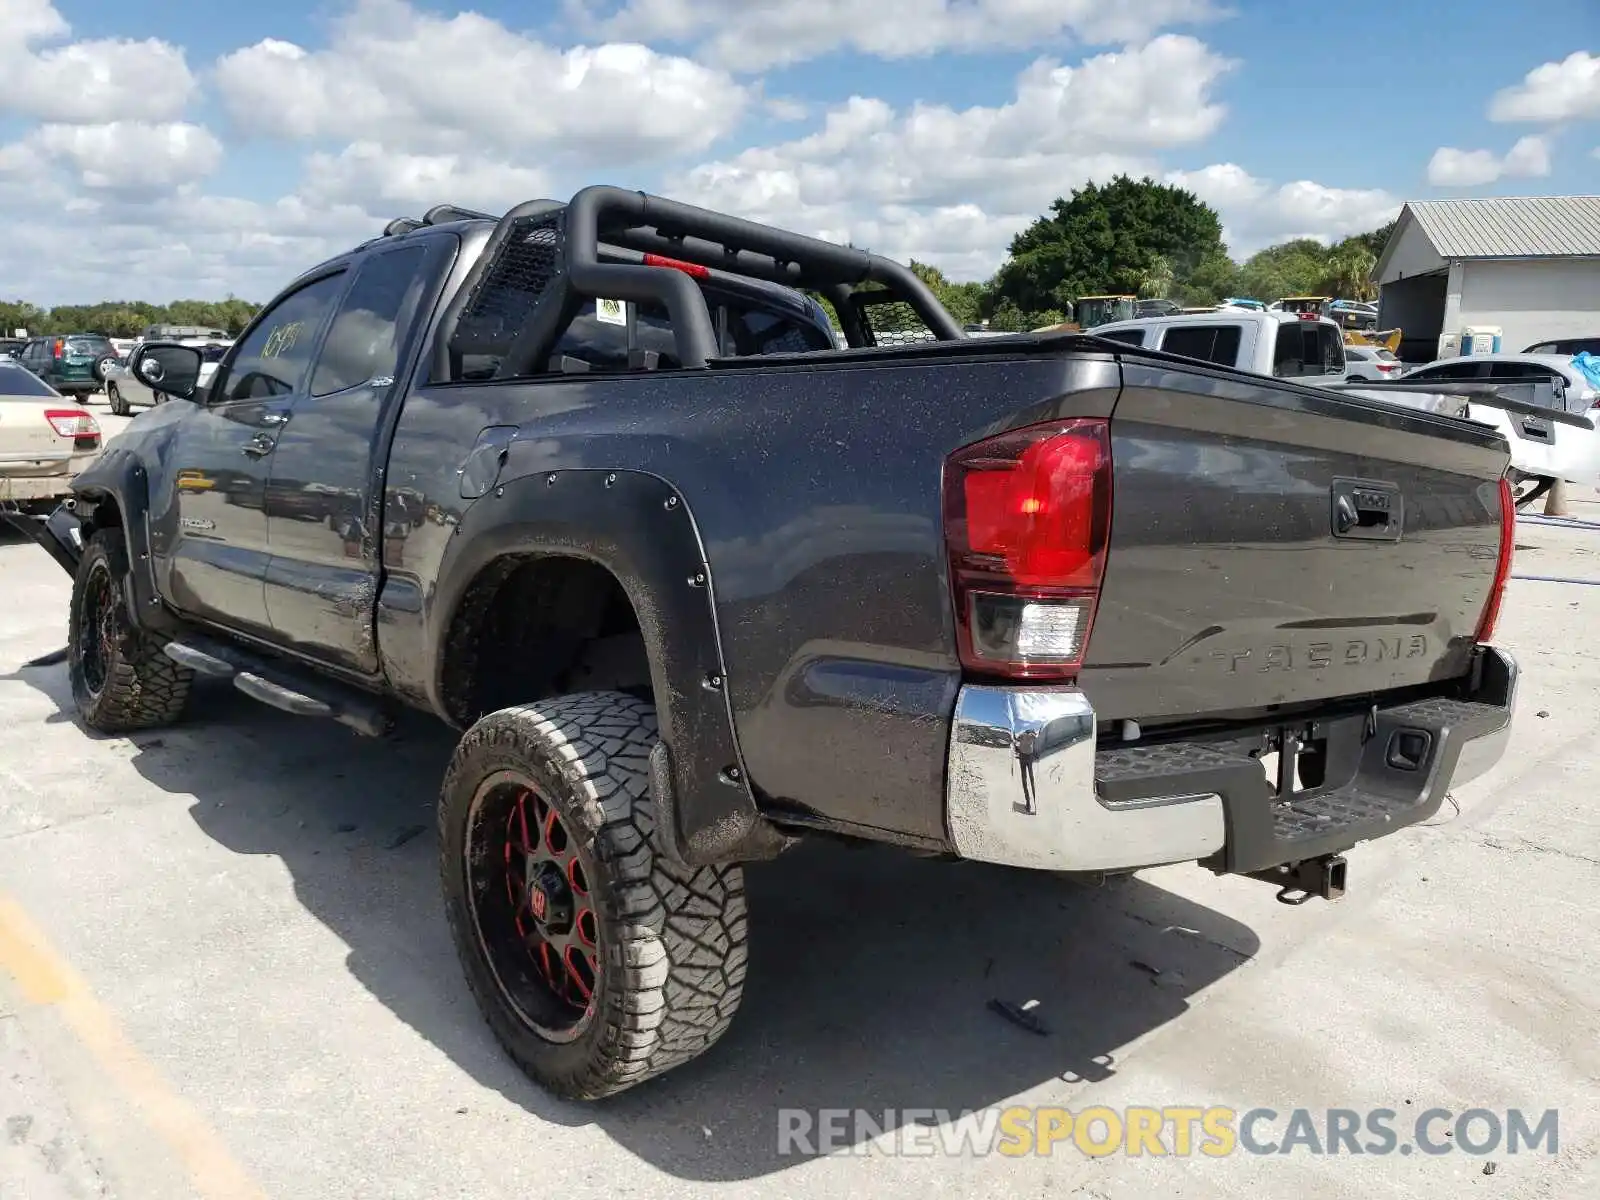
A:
1324,245,1377,301
1138,255,1175,300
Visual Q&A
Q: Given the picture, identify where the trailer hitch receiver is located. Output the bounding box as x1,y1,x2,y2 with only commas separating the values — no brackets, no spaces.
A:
1245,854,1348,905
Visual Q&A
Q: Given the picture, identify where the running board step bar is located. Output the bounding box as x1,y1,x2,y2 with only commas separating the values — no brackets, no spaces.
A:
161,638,390,737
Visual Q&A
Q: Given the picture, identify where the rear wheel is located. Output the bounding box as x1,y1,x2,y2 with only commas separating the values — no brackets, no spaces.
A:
68,528,192,732
439,692,748,1100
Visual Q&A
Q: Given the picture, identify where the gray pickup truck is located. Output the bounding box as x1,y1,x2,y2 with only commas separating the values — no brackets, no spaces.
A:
8,187,1519,1101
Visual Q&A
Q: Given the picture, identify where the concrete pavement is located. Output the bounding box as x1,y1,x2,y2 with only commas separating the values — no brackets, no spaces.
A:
1,415,1596,1198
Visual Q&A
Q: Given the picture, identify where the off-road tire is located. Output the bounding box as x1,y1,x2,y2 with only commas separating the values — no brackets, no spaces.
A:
68,528,192,732
439,692,748,1101
106,382,128,416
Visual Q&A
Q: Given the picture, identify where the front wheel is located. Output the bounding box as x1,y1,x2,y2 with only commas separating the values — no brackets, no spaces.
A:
439,692,748,1100
106,382,128,416
68,528,193,732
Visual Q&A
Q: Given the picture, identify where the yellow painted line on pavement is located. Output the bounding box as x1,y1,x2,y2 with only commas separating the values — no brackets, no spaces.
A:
0,894,267,1200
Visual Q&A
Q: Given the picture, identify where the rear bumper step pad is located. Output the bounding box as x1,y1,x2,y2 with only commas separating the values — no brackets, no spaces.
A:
1095,656,1516,875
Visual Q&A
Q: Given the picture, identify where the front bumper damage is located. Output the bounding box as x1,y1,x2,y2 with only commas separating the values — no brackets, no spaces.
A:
1,499,83,576
944,646,1518,890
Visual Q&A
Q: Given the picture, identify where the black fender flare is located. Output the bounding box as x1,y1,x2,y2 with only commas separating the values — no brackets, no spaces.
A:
65,449,177,634
431,467,788,867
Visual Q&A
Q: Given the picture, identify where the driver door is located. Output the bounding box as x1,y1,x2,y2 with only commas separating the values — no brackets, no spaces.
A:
158,271,347,634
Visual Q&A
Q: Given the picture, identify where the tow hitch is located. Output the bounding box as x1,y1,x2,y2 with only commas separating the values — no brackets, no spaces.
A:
1244,854,1348,905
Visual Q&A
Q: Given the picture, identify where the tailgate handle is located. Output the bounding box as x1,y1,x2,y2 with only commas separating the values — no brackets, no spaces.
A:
1331,478,1402,542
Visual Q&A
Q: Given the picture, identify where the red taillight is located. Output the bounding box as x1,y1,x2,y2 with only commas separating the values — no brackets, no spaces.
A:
942,418,1112,681
1378,362,1399,372
642,252,710,278
45,408,98,438
51,338,64,359
1475,477,1515,643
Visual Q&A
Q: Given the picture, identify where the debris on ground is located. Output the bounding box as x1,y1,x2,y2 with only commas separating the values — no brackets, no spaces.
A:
386,824,427,849
988,997,1050,1036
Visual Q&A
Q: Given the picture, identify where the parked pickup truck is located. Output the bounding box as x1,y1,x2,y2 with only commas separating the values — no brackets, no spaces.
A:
1090,307,1349,387
6,188,1519,1102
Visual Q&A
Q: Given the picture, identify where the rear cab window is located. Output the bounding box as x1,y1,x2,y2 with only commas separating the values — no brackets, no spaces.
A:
1272,321,1345,378
1097,328,1145,347
543,288,832,375
1158,324,1242,367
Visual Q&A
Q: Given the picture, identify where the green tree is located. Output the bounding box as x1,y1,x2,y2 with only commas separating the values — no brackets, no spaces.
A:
1348,219,1397,262
990,175,1227,316
1237,238,1331,302
1182,253,1241,305
1322,241,1378,301
1138,255,1175,300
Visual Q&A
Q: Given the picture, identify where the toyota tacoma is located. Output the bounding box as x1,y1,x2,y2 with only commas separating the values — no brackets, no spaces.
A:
6,187,1519,1101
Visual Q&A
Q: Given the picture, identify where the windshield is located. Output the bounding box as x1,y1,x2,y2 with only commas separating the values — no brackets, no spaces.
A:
0,364,60,398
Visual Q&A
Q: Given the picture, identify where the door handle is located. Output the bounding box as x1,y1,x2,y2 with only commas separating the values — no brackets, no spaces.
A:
259,411,290,426
242,434,276,458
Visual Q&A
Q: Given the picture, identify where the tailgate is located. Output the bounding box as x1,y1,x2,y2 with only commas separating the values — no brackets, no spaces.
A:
1083,361,1510,723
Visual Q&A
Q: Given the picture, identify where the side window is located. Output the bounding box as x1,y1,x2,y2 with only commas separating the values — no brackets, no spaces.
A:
1099,328,1145,347
214,273,347,402
1316,324,1345,375
1410,361,1485,381
310,246,429,396
1485,362,1547,380
1160,324,1242,367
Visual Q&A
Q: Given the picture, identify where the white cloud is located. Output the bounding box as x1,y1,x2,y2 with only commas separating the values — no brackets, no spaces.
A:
676,36,1230,229
1166,165,1399,255
1426,135,1553,187
27,122,223,192
668,36,1237,275
1489,51,1600,123
0,188,376,305
576,0,1223,72
214,0,748,164
300,142,549,214
0,0,195,123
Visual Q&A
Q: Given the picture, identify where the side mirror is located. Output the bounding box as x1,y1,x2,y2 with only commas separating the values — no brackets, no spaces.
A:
132,342,203,400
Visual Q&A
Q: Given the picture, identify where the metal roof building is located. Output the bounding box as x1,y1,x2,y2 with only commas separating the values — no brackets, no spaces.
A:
1374,196,1600,361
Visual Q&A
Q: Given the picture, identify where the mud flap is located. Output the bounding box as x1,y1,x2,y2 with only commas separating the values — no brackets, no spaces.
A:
0,502,83,576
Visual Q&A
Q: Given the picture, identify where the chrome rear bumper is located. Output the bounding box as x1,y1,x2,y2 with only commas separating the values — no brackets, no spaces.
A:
944,647,1518,874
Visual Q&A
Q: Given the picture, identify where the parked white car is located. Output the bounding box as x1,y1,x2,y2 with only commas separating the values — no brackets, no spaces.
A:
1343,344,1404,382
0,358,101,513
106,338,232,415
1090,308,1348,388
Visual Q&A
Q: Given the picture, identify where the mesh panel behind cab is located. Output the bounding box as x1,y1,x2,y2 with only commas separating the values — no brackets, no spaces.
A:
451,216,562,361
854,291,937,347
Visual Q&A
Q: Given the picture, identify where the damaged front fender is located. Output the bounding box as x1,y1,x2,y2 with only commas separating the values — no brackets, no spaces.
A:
1,501,83,576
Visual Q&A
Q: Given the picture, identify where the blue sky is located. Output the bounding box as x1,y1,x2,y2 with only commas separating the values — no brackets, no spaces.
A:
2,0,1597,303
